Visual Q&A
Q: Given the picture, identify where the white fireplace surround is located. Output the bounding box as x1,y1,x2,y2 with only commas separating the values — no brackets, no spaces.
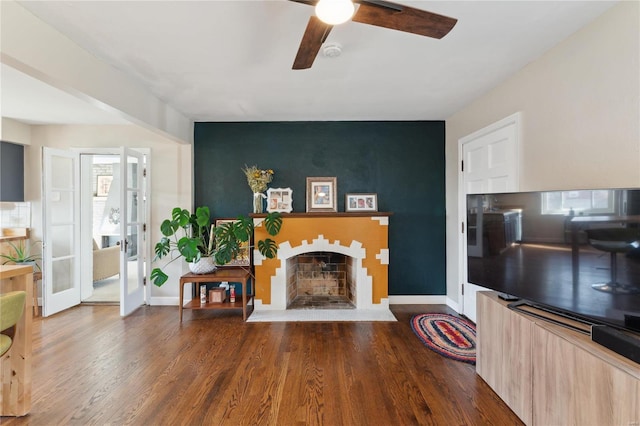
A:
254,234,390,311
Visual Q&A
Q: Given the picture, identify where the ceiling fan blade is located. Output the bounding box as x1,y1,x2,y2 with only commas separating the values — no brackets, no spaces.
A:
292,16,333,70
352,1,457,39
288,0,317,5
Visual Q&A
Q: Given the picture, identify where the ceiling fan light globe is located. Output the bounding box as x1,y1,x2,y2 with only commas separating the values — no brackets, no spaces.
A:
315,0,355,25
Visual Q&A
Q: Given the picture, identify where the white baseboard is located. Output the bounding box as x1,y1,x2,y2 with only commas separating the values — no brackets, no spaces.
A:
148,295,460,311
148,297,179,306
388,295,447,305
446,297,459,312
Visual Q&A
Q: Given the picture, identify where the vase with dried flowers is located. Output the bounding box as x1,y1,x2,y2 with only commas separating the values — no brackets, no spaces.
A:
242,165,274,213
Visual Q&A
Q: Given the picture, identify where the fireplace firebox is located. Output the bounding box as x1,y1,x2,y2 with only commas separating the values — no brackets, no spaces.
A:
287,252,355,309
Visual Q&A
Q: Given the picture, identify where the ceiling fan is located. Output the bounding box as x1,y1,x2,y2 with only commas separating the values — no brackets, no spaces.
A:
289,0,458,70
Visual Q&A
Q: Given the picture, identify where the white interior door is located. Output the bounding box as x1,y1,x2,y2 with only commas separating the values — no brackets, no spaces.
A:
458,113,520,322
119,147,145,316
42,147,81,316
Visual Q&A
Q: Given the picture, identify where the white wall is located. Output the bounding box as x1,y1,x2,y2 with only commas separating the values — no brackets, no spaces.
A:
26,124,193,302
445,2,640,304
1,117,32,144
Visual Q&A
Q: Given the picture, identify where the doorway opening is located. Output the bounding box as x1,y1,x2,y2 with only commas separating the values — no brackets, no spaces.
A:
81,154,121,303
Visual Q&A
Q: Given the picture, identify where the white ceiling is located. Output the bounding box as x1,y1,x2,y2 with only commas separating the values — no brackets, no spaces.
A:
2,0,618,126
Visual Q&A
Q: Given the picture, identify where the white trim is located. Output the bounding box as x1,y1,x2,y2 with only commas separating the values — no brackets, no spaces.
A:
376,248,389,265
446,297,460,312
388,295,448,305
372,216,389,225
149,296,178,306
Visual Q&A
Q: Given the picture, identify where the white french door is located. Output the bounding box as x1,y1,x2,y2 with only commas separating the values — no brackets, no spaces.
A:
43,147,148,317
119,148,145,316
458,113,520,322
42,147,81,316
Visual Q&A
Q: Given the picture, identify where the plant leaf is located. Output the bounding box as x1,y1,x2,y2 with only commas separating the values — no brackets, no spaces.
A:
233,216,253,242
195,206,210,228
264,212,283,236
160,219,178,237
172,208,191,228
154,237,171,260
177,237,200,262
258,238,278,259
150,268,168,286
214,244,235,265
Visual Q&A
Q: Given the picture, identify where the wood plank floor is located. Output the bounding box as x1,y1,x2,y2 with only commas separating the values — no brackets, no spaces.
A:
3,305,523,425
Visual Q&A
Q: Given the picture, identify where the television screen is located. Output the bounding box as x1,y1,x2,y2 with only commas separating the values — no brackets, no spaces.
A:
466,188,640,334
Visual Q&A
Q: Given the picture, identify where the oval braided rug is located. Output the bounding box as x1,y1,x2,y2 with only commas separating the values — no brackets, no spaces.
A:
410,313,476,365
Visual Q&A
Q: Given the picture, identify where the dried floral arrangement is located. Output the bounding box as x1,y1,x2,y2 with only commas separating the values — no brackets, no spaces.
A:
242,165,274,193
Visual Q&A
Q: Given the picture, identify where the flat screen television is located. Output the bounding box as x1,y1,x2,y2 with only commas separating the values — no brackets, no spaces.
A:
466,187,640,337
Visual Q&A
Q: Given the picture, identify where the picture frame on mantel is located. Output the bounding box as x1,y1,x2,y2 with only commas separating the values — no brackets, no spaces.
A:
306,177,337,212
267,187,293,213
345,193,378,212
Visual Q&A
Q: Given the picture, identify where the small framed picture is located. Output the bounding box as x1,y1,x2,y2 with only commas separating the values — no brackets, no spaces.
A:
96,175,113,197
267,187,293,213
345,193,378,212
306,177,337,212
215,219,251,267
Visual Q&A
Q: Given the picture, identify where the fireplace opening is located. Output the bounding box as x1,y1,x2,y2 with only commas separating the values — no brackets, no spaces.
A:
286,252,356,309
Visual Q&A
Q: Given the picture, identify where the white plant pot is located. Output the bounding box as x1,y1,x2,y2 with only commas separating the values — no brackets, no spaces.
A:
188,256,217,274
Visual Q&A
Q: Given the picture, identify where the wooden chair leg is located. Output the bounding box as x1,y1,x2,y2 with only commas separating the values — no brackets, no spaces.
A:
32,272,42,317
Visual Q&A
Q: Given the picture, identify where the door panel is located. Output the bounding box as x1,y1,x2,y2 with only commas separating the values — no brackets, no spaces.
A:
459,114,520,322
43,147,81,316
120,148,145,316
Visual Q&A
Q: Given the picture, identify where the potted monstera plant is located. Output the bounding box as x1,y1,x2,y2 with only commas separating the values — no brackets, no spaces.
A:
150,206,282,286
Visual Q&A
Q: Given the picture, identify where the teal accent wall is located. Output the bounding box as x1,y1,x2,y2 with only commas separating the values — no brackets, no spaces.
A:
193,121,445,295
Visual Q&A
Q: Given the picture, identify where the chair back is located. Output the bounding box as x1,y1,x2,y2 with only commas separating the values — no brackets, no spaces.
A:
0,291,27,356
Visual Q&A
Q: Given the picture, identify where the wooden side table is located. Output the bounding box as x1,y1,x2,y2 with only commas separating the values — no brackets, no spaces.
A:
179,269,253,322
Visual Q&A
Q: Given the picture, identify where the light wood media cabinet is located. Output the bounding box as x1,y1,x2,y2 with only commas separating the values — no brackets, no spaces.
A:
476,291,639,425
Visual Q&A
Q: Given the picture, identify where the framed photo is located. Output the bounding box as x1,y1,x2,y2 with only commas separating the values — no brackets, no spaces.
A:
345,193,378,212
306,177,337,212
215,219,251,267
96,175,113,197
267,187,293,213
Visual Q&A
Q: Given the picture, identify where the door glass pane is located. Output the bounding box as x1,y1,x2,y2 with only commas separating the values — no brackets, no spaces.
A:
51,191,73,224
127,190,139,224
51,225,73,257
51,155,74,189
124,222,140,298
52,258,73,293
127,224,138,259
127,157,139,190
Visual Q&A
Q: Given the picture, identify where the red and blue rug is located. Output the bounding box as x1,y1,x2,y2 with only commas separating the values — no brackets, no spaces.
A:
410,313,477,365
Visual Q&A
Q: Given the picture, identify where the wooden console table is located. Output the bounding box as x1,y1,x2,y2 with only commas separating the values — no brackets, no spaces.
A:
477,291,640,425
0,264,33,416
179,269,253,322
